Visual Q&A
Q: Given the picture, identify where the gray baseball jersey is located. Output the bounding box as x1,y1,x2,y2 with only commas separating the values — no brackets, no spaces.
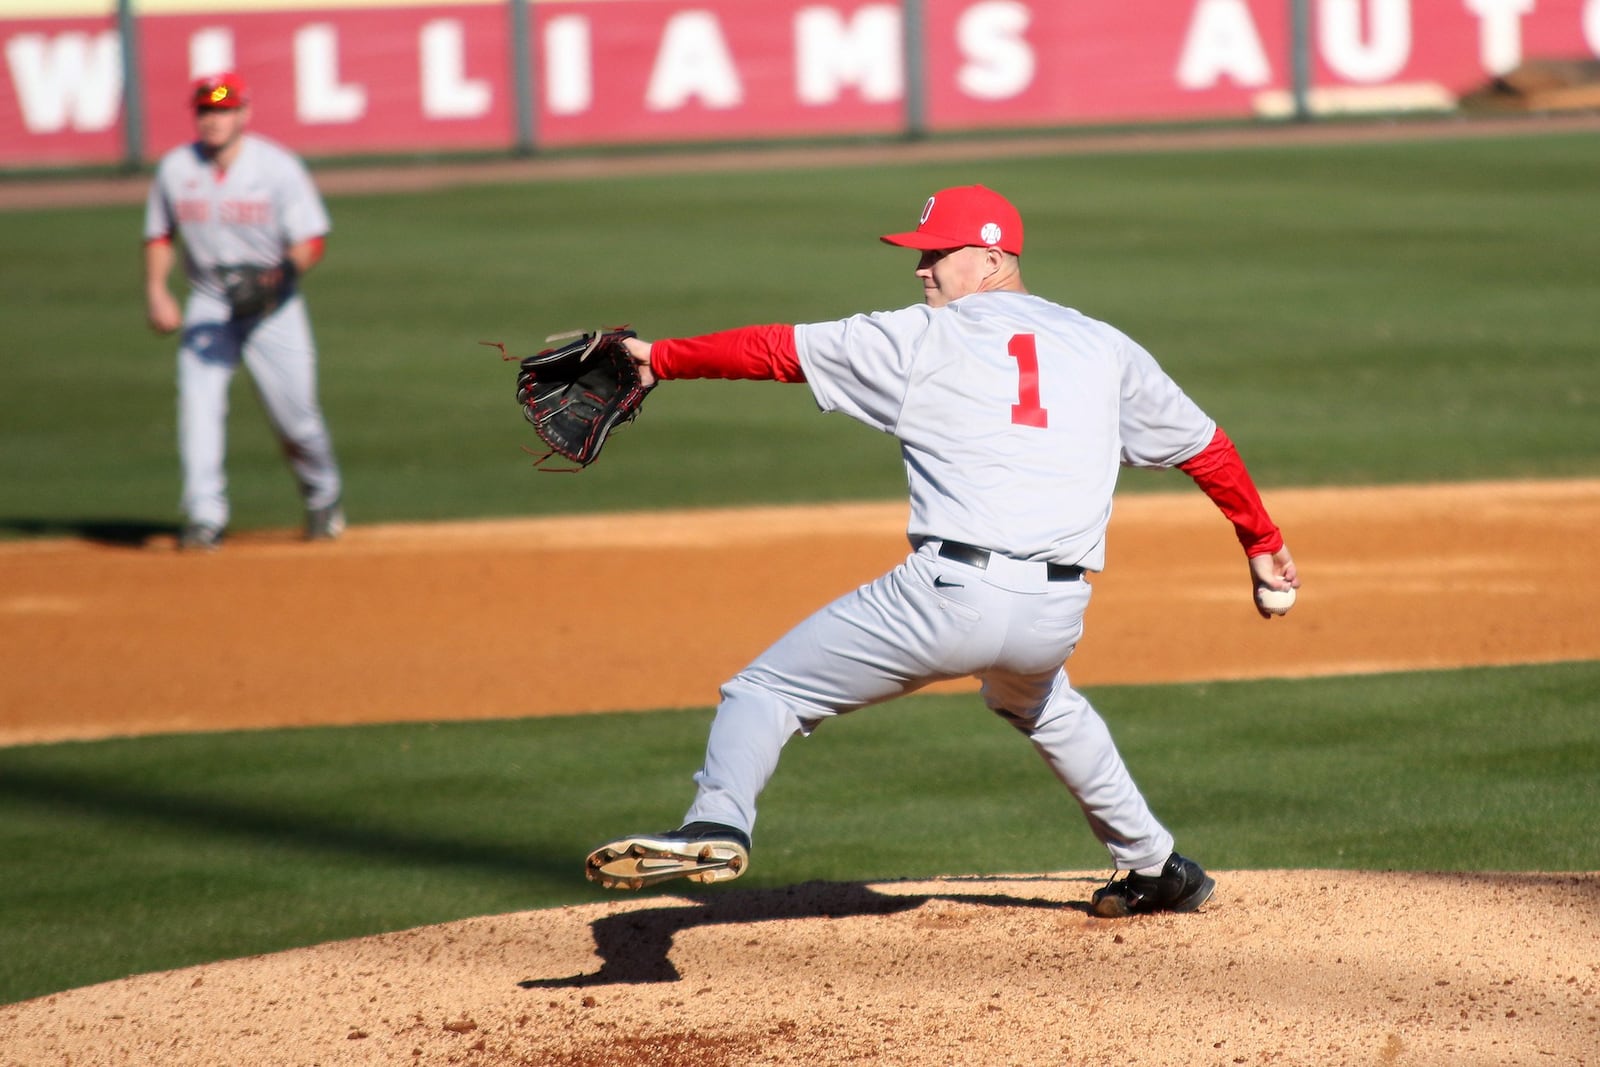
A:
797,290,1215,570
145,132,330,308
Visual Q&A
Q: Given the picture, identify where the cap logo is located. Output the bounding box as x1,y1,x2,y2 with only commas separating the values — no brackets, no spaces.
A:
980,222,1003,246
918,196,935,225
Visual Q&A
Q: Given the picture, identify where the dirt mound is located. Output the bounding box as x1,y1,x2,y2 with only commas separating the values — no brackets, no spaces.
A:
3,871,1595,1066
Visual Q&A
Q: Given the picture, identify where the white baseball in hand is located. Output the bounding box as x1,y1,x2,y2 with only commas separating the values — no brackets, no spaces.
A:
1256,585,1297,615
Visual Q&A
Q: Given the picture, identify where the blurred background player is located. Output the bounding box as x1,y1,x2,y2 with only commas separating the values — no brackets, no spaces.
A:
143,72,344,550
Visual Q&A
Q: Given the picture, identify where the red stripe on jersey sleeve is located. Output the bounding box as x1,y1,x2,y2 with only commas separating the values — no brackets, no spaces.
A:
651,324,805,382
1178,427,1285,557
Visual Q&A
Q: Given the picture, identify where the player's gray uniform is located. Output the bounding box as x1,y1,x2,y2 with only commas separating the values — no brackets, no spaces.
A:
681,291,1216,871
144,133,341,531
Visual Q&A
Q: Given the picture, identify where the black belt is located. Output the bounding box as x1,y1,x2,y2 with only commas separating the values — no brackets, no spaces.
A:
937,541,1084,582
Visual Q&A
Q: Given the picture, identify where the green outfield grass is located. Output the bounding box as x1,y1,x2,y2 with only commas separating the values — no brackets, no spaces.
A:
2,129,1598,535
1,661,1596,1006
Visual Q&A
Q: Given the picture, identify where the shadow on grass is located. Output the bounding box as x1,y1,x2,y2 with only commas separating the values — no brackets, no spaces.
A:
522,878,1089,987
0,762,572,888
0,518,176,547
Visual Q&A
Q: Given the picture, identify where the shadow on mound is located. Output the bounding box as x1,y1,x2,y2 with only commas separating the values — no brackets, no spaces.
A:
522,876,1092,988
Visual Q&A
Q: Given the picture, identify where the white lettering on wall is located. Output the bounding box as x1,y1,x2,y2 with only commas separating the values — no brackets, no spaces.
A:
5,31,121,133
545,15,592,115
1582,0,1600,55
1319,0,1411,83
295,23,366,123
1463,0,1534,75
421,19,490,119
1176,0,1270,89
188,28,234,81
646,11,742,110
957,1,1034,100
795,5,901,104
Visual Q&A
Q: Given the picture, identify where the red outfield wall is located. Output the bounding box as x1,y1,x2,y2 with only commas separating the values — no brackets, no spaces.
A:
4,0,1598,168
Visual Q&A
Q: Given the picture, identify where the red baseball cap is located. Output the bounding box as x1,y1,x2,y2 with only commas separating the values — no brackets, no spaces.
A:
191,72,249,110
880,184,1024,255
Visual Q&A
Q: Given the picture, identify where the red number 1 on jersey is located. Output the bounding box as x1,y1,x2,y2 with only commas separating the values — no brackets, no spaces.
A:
1008,333,1049,428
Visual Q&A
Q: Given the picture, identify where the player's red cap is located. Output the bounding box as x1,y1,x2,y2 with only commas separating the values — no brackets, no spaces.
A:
191,72,249,110
880,184,1024,256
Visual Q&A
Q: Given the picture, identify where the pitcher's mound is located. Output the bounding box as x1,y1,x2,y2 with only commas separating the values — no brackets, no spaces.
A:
3,870,1595,1066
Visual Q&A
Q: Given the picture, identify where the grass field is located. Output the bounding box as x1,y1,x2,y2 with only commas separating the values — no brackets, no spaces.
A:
2,129,1598,532
2,662,1597,1006
1,127,1598,1007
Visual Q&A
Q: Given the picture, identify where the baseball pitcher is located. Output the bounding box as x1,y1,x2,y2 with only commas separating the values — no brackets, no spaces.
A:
585,185,1300,917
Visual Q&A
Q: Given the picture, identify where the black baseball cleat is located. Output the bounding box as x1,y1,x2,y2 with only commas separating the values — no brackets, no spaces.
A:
585,822,751,890
1090,852,1216,918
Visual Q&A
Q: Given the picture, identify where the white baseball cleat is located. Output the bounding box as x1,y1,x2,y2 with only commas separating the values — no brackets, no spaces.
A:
304,500,345,541
585,822,751,890
179,523,224,552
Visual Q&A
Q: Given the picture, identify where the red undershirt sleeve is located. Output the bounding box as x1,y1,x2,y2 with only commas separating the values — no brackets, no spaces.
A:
1177,427,1285,558
650,324,805,383
300,235,327,266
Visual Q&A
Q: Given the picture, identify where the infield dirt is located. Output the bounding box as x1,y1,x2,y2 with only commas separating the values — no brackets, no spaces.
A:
3,479,1598,746
1,480,1598,1065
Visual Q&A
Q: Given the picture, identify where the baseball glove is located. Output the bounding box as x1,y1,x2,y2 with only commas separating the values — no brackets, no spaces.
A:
496,327,651,470
219,262,295,320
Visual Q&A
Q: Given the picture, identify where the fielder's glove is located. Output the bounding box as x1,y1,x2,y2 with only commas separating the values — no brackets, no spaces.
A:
501,327,651,470
219,261,295,320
